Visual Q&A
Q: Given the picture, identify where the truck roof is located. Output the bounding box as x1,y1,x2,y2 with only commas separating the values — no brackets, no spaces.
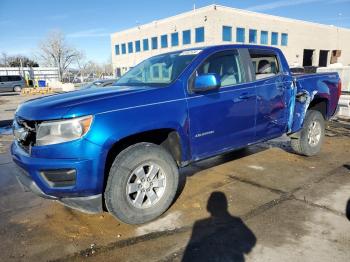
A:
152,44,282,57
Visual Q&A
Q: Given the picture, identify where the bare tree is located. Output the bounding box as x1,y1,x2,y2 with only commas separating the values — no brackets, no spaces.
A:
38,31,81,81
74,52,88,82
102,58,113,76
8,55,39,67
73,55,114,83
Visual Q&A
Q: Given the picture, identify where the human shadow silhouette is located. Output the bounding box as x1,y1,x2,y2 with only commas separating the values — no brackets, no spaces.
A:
182,192,256,262
346,199,350,221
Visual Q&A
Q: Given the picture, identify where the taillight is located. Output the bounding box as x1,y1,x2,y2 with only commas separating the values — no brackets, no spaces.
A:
338,80,342,99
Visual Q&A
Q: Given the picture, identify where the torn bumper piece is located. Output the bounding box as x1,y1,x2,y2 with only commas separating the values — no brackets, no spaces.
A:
15,166,103,214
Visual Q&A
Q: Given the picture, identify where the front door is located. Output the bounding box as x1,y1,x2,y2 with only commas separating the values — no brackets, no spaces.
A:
0,76,11,91
186,49,257,159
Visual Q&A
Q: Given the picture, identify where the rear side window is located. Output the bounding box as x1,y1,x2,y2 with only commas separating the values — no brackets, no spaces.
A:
249,49,280,80
196,50,244,87
9,75,22,81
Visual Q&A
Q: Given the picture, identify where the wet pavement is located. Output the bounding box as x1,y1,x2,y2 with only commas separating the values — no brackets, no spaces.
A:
0,120,349,261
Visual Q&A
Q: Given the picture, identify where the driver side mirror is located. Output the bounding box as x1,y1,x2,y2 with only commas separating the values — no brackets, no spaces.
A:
193,73,221,92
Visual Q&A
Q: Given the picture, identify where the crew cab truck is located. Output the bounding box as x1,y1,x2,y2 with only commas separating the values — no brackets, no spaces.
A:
12,45,341,224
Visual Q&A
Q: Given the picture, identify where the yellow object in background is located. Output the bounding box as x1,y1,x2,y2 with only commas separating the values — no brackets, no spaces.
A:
21,87,53,95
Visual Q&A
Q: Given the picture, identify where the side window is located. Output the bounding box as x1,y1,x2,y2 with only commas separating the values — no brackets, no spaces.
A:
0,76,9,82
9,76,21,81
196,50,244,87
249,49,280,80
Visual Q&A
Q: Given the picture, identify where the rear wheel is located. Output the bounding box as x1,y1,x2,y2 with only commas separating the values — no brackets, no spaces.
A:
291,110,325,156
104,142,179,224
13,86,22,92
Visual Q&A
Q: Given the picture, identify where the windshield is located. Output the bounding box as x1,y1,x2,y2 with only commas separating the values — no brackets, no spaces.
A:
114,50,201,87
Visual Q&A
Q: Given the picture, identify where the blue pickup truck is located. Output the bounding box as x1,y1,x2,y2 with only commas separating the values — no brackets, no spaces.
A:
12,45,341,224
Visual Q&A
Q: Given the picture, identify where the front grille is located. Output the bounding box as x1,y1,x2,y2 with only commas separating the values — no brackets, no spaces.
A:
14,116,37,153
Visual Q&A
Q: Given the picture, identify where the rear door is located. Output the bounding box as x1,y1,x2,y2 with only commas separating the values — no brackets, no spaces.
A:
249,49,293,140
11,75,23,88
186,49,257,159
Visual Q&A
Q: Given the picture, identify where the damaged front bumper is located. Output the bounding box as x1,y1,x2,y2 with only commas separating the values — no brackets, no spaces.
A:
14,163,103,214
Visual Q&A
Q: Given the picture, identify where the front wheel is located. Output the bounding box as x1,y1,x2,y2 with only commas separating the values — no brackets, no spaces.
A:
291,110,325,156
104,142,179,224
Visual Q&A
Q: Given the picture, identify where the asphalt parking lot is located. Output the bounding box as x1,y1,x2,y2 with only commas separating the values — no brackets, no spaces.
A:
0,92,54,124
0,93,350,261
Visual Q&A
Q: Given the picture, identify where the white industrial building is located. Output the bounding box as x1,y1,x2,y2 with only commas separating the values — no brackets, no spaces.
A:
0,67,59,81
110,4,350,77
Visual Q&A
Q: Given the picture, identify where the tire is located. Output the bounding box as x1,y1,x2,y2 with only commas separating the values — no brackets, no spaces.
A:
291,110,325,156
13,86,22,92
104,142,179,224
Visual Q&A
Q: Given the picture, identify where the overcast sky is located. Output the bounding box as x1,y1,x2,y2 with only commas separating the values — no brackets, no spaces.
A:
0,0,349,63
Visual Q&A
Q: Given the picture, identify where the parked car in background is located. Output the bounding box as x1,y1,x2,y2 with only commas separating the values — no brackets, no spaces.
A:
0,75,25,92
12,45,341,224
79,79,118,89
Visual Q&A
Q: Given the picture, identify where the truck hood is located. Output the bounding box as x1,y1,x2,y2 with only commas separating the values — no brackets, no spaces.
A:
16,86,152,121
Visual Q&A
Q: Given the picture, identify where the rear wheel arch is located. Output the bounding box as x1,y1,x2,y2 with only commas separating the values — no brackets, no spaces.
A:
13,85,22,92
290,110,325,156
308,97,328,119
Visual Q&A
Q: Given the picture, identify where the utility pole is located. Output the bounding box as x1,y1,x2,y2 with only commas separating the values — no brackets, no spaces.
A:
20,58,24,77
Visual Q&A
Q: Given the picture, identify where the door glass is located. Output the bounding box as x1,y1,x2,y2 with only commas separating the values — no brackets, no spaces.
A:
196,51,244,87
0,76,9,82
249,50,280,80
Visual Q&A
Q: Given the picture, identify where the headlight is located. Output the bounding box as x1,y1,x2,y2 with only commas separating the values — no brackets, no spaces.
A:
36,115,93,146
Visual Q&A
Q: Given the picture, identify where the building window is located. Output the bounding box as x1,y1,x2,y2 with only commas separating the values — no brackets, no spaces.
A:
260,31,268,45
195,27,205,43
151,37,158,49
171,32,179,47
115,44,120,55
222,26,232,42
249,29,257,44
143,39,149,51
161,35,168,48
281,33,288,46
236,27,245,43
121,43,126,54
128,42,133,53
135,40,141,52
271,32,278,45
182,30,191,45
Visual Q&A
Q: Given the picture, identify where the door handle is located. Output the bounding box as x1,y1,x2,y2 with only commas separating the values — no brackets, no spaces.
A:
239,93,255,100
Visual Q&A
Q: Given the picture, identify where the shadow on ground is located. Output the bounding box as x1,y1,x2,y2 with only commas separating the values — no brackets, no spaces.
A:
181,192,256,262
0,92,19,97
175,146,268,203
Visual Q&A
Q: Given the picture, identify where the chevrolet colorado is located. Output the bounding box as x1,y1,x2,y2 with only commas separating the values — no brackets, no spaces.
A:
12,45,341,224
